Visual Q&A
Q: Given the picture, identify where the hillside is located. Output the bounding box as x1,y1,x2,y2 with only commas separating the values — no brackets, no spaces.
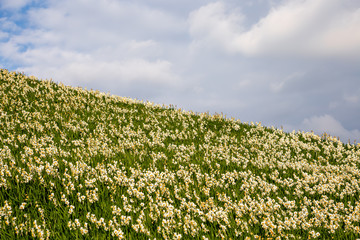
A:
0,68,359,239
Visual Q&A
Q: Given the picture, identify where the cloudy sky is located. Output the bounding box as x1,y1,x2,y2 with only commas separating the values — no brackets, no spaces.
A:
1,0,360,143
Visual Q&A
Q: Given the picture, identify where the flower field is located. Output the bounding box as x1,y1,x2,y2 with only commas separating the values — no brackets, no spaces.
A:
0,68,359,239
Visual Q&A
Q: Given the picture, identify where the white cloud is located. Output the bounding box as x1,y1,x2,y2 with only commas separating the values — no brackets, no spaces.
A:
0,17,21,34
26,0,185,48
0,31,8,40
1,0,183,90
0,0,31,9
287,114,360,143
189,0,360,58
17,50,180,87
127,40,157,51
188,2,245,53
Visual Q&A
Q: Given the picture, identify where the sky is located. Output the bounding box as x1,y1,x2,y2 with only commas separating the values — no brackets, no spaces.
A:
1,0,360,143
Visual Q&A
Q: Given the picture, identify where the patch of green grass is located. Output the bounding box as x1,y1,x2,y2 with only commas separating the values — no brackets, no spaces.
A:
0,68,359,239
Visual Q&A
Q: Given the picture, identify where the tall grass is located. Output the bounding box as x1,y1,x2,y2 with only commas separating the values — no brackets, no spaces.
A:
0,68,359,239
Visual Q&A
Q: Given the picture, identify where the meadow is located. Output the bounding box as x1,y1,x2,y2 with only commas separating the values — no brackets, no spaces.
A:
0,68,359,239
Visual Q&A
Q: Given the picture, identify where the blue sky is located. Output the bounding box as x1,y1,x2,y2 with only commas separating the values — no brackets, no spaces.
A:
1,0,360,143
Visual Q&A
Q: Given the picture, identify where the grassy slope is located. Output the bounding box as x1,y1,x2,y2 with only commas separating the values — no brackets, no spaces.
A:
0,69,359,239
